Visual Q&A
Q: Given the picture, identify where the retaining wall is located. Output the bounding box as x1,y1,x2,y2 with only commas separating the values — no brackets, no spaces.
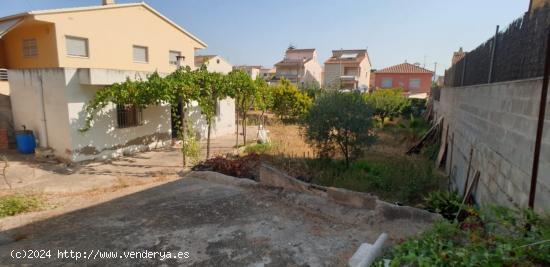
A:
434,78,549,212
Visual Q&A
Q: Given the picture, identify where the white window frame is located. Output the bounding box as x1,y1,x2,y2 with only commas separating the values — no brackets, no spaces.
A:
409,78,421,89
22,38,38,58
169,50,181,65
381,77,393,88
65,36,89,58
133,45,149,63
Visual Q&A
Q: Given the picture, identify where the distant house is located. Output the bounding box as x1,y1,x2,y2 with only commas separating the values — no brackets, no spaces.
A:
0,1,234,161
273,48,323,87
233,65,275,81
195,55,233,74
233,65,262,79
323,49,371,91
374,63,434,98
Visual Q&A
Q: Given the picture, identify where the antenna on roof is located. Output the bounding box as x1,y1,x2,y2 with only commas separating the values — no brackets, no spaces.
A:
288,44,295,50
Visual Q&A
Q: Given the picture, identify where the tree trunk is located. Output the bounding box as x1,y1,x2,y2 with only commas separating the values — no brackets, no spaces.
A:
206,120,212,159
258,110,266,131
180,102,187,167
235,109,239,147
242,111,247,145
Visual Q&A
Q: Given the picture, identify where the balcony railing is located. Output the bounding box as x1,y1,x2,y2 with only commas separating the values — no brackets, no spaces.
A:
272,74,300,82
340,75,358,81
0,69,7,81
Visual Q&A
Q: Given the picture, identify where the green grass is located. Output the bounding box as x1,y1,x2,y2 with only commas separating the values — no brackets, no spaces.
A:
244,142,277,154
377,207,550,266
307,154,445,205
0,194,43,218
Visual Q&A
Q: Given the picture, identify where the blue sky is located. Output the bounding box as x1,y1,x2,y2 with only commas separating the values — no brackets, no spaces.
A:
1,0,528,75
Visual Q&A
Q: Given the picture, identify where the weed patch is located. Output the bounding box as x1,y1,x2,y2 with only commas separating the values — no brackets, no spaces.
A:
0,194,43,218
377,207,550,266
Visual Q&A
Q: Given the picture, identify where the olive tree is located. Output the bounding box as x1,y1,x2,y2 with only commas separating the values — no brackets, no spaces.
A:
302,92,375,168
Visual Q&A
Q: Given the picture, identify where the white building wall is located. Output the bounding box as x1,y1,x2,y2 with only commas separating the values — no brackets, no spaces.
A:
10,67,235,161
64,68,171,162
188,97,235,139
204,56,233,74
8,69,73,157
359,58,372,89
303,60,323,86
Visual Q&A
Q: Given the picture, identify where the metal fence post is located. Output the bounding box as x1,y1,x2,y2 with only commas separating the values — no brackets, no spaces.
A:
488,25,500,83
529,27,550,210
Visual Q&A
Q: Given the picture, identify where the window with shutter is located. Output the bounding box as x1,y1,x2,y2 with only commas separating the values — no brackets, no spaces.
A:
22,38,38,58
133,45,148,63
66,36,89,57
169,51,181,65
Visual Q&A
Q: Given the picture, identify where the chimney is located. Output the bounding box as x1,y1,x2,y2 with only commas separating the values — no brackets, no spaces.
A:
102,0,115,5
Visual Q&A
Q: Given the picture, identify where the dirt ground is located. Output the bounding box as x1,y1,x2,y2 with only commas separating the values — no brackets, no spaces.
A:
0,127,259,231
0,127,439,266
0,171,436,266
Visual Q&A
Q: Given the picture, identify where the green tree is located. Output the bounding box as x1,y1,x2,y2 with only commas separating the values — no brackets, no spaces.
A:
165,66,201,166
227,70,256,146
302,92,375,168
271,78,312,121
195,66,228,159
253,77,273,127
363,88,410,125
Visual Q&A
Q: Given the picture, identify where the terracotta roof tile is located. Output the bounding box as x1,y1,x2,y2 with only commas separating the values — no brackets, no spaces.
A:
274,58,311,67
286,48,316,53
375,63,433,74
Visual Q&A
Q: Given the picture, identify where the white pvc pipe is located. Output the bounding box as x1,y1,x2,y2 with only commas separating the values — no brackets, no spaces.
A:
357,233,389,267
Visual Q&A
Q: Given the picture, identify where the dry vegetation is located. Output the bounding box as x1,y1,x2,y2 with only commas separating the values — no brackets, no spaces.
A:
247,116,445,205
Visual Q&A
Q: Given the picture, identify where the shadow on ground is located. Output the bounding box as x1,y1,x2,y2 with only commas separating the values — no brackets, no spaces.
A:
0,172,378,266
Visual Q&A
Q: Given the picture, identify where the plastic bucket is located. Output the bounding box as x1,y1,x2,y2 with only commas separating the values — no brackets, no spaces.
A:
15,130,36,154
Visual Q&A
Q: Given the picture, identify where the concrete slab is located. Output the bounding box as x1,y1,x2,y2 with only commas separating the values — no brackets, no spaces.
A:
0,172,436,266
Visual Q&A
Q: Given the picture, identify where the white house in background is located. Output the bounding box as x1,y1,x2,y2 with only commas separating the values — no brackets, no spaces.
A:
194,55,233,74
234,65,276,81
233,65,262,79
324,49,371,91
0,1,235,161
273,48,323,87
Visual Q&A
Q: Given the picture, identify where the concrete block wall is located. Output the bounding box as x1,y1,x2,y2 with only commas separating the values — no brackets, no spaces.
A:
434,78,549,213
0,94,14,148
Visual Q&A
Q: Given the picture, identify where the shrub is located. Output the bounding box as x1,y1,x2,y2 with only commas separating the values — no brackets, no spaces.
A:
244,143,276,154
302,92,375,167
379,207,550,266
271,79,312,121
0,195,42,218
193,153,260,180
403,98,427,118
424,190,462,220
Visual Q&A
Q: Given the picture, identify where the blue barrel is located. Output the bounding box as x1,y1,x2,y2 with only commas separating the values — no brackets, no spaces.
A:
15,130,36,154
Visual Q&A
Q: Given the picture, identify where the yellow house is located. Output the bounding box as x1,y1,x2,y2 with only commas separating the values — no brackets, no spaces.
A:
0,1,205,72
0,1,234,161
